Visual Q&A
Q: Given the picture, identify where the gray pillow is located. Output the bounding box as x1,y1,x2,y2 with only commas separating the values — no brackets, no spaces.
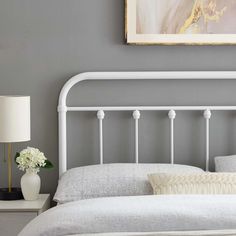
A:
53,163,204,204
215,155,236,172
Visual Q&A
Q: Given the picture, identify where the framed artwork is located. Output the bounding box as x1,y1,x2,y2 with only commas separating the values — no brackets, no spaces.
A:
125,0,236,45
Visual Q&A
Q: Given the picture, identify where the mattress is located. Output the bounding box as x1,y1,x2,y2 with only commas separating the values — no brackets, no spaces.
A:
19,195,236,236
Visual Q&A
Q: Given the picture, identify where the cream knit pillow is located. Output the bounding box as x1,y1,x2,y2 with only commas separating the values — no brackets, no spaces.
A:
148,173,236,195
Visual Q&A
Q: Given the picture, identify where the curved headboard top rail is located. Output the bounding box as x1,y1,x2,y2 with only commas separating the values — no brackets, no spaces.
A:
58,71,236,176
58,71,236,109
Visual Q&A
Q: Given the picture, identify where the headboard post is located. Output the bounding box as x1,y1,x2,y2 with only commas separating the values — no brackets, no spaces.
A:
58,106,67,176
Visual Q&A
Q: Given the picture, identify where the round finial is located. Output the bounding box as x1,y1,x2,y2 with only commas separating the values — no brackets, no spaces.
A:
168,110,176,119
204,109,211,119
97,110,105,120
133,110,140,120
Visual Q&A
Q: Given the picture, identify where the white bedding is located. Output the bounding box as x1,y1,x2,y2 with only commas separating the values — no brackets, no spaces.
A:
19,195,236,236
67,231,236,236
54,163,203,204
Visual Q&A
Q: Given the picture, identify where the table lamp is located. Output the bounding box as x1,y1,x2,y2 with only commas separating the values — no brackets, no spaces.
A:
0,96,30,200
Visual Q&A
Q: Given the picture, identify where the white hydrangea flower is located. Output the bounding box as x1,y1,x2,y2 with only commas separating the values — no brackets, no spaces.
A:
16,147,47,173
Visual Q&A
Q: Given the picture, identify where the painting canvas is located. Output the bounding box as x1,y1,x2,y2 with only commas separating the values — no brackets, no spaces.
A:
126,0,236,45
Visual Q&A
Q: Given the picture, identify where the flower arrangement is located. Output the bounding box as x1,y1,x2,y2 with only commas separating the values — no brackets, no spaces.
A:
15,147,53,173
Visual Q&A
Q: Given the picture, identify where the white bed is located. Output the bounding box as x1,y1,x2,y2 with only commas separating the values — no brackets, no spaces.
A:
19,195,236,236
19,71,236,236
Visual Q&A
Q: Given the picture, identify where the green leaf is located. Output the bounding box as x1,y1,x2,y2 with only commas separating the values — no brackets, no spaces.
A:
14,152,20,165
42,159,53,169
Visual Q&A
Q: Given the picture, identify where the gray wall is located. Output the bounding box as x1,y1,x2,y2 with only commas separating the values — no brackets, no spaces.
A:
1,0,236,198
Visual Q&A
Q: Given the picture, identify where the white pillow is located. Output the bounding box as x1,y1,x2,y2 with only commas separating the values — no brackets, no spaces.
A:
53,163,203,204
215,155,236,172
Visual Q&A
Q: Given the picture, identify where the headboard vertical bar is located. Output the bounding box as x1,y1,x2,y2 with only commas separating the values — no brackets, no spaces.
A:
97,110,105,164
58,108,67,176
168,110,176,164
204,109,211,171
133,110,140,163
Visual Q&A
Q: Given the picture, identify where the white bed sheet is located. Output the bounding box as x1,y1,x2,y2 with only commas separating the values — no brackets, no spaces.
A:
68,230,236,236
19,195,236,236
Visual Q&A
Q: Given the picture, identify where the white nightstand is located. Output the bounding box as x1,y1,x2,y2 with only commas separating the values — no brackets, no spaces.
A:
0,194,50,236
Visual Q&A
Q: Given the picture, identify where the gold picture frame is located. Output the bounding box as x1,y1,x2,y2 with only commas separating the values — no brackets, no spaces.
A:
125,0,236,45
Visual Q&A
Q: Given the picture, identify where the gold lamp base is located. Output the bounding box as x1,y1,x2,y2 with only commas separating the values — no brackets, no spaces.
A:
0,143,23,200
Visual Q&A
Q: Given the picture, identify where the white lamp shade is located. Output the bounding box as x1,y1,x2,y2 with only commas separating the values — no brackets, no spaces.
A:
0,96,30,143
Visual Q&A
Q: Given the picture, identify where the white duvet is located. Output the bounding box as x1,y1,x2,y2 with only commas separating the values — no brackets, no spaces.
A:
19,195,236,236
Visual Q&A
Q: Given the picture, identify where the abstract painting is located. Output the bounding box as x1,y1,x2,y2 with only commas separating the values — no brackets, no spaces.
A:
125,0,236,45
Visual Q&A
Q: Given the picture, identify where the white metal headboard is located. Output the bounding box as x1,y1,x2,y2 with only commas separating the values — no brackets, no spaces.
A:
58,71,236,176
